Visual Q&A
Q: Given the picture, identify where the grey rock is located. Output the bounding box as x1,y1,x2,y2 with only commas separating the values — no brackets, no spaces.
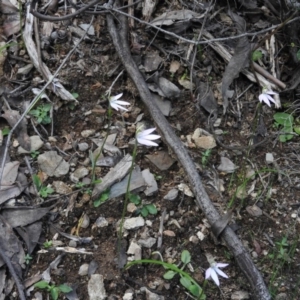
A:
231,290,250,299
265,153,274,164
127,240,142,260
88,260,99,276
142,169,158,196
70,167,89,183
217,157,238,173
141,287,165,300
137,237,156,248
18,135,44,154
78,263,89,276
123,290,134,300
81,129,95,138
79,24,95,35
69,240,77,247
163,189,178,201
38,151,70,177
124,217,145,230
53,181,72,194
95,217,108,228
153,94,171,116
78,142,89,151
274,293,288,300
146,151,176,171
88,274,107,300
109,166,146,199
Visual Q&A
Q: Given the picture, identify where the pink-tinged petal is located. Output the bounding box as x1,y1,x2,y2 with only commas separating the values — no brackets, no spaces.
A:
111,93,123,101
110,103,119,110
266,91,277,95
137,138,159,146
142,134,161,140
259,94,267,104
205,268,212,279
216,263,229,268
115,100,130,105
266,95,276,104
210,269,220,286
139,128,156,136
215,268,228,279
261,95,271,107
136,128,160,146
110,103,128,111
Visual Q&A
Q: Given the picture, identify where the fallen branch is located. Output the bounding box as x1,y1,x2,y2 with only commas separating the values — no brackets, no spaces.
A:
106,10,271,300
24,5,76,101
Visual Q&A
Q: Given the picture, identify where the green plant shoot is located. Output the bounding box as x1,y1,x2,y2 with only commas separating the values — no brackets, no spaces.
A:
34,281,72,300
29,103,52,125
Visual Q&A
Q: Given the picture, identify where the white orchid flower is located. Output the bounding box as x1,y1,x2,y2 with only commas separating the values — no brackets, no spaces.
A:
205,259,229,286
136,128,160,146
109,93,130,111
258,89,278,107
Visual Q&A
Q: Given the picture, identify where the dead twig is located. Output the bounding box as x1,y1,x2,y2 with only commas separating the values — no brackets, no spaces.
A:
157,208,166,249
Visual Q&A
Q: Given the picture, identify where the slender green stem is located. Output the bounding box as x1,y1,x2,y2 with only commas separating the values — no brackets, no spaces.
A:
199,280,208,299
117,139,138,266
91,105,112,184
125,259,202,292
118,140,138,241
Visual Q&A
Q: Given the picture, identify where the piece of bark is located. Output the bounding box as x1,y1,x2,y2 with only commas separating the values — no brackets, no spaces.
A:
92,154,132,199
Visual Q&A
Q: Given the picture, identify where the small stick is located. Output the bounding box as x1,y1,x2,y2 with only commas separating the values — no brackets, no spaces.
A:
157,208,166,249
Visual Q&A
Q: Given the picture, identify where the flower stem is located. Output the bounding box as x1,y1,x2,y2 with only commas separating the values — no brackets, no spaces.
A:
117,139,138,266
118,140,137,240
90,105,112,184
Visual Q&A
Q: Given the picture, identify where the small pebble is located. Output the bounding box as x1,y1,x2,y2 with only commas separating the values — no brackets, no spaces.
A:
78,263,89,276
81,129,95,138
95,217,108,228
266,153,274,164
69,240,77,247
78,142,89,151
163,189,178,201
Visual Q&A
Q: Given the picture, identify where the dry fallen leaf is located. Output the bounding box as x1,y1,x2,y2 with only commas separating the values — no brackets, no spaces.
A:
2,109,31,151
169,60,181,73
194,136,216,149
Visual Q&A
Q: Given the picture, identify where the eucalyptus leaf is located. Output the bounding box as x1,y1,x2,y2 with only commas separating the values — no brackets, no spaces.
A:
294,125,300,135
50,287,59,300
189,284,201,297
163,270,176,279
180,276,192,289
32,174,42,190
58,284,72,293
273,112,293,126
129,193,141,205
297,49,300,61
252,50,262,61
141,206,149,217
279,134,293,142
34,280,49,289
145,204,157,215
181,250,191,264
